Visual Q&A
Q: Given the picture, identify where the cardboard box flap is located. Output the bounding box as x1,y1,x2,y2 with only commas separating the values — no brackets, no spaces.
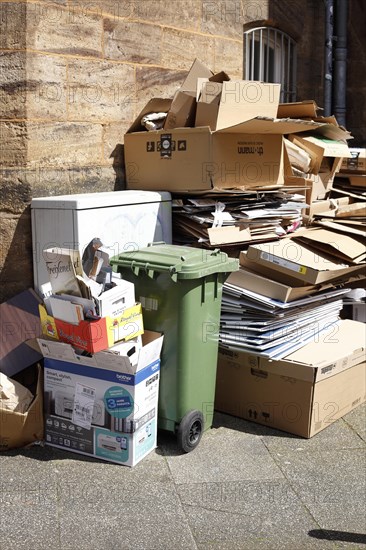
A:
277,100,321,119
247,239,353,272
309,124,352,142
37,330,163,374
164,90,196,129
209,70,231,83
138,332,164,371
294,228,366,264
300,136,352,158
127,98,172,133
215,117,323,135
284,320,366,381
215,82,281,131
180,58,213,92
198,81,222,104
227,267,327,302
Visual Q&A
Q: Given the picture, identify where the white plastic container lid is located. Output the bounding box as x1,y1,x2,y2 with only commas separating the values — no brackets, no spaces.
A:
31,190,171,210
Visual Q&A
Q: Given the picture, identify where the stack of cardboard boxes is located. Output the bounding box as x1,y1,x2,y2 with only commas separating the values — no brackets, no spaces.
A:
123,59,351,197
215,242,366,438
122,58,365,438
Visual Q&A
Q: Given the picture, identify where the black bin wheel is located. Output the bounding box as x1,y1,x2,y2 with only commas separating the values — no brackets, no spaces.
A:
177,410,204,453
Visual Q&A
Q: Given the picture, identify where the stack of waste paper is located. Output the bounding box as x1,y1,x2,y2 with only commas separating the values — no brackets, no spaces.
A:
219,227,366,359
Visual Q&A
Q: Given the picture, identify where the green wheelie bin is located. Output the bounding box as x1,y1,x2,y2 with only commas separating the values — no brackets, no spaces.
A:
110,244,238,452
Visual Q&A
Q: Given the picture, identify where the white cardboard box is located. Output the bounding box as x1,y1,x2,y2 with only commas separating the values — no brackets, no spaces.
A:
38,331,163,467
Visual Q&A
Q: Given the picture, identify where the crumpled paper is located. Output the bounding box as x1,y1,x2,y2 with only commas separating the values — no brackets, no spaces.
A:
142,112,167,131
0,372,33,413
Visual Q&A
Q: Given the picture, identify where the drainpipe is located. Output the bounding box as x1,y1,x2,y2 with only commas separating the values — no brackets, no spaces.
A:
333,0,348,127
324,0,334,117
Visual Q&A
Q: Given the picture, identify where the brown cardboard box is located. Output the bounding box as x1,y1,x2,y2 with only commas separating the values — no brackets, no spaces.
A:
164,90,196,130
125,86,352,193
0,364,44,451
341,148,366,173
164,58,214,130
245,237,365,285
277,100,321,119
215,320,366,438
227,267,332,303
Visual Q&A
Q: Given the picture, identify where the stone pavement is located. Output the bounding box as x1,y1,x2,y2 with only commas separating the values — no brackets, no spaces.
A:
0,404,365,550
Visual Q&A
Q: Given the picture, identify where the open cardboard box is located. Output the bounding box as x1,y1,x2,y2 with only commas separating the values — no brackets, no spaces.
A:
37,331,163,467
38,302,144,354
164,59,214,130
215,319,366,438
0,364,44,451
125,71,351,193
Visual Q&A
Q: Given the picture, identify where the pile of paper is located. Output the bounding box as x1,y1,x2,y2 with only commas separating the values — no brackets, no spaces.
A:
219,226,366,359
41,245,135,322
220,273,349,360
172,189,307,251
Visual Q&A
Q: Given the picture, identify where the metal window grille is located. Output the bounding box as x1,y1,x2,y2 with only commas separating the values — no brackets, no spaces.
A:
244,27,297,102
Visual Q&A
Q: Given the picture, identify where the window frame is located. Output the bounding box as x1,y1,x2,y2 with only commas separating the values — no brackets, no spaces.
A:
243,26,297,103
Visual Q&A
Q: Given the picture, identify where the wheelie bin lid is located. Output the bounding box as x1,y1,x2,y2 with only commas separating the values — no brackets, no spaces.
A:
110,244,239,280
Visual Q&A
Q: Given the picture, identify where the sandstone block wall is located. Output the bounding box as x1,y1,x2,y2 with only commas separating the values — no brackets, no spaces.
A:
0,0,256,301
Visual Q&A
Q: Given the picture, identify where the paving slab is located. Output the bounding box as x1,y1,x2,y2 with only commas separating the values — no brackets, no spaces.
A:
342,403,366,441
0,447,60,550
159,425,284,485
273,448,366,534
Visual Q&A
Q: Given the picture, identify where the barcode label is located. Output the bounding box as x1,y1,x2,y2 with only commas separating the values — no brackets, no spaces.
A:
72,383,96,430
82,386,95,397
140,296,158,311
260,251,307,275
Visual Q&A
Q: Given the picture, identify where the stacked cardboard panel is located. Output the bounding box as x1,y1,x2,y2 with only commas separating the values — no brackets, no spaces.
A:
216,234,366,437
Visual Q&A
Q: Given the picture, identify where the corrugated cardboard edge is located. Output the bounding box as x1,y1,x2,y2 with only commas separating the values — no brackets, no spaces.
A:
0,364,44,451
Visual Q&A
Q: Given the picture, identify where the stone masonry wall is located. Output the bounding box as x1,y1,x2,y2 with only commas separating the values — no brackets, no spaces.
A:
0,0,267,301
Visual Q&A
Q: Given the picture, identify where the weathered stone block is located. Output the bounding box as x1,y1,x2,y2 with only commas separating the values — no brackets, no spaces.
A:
0,169,32,213
0,122,27,167
68,59,135,122
103,19,162,64
0,2,26,49
25,2,103,57
0,52,68,121
30,165,116,196
201,0,267,40
26,122,103,167
103,122,131,166
69,1,134,18
0,210,33,302
135,66,187,116
161,28,215,71
0,52,27,120
214,38,243,78
134,1,201,31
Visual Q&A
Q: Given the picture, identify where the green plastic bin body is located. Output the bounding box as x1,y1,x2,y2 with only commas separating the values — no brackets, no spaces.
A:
111,245,238,434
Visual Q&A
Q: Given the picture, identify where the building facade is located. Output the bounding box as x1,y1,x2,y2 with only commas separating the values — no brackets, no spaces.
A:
0,0,365,301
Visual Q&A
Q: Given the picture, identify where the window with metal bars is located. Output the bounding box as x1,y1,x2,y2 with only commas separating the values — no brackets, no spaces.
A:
244,27,297,103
